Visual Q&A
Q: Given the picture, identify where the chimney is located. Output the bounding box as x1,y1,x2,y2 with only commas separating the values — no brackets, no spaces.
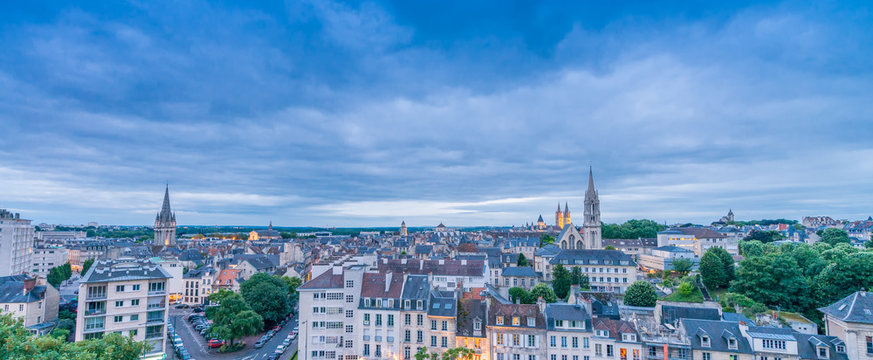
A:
419,260,424,271
438,259,445,265
537,296,546,313
23,277,36,293
382,258,388,264
568,285,579,305
385,272,392,293
401,258,407,265
861,288,867,297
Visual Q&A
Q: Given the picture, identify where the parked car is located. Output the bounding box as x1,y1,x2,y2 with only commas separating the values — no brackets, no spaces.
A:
275,344,285,354
175,304,189,309
254,338,267,349
187,314,204,321
266,330,276,338
192,307,204,313
207,339,225,348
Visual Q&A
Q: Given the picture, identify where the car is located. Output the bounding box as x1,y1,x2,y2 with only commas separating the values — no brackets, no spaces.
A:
290,333,297,340
266,330,276,338
194,324,205,331
192,307,204,313
175,304,189,309
254,339,267,349
275,345,285,354
282,339,291,347
268,355,279,360
272,325,281,332
187,314,204,321
207,339,225,348
292,326,298,332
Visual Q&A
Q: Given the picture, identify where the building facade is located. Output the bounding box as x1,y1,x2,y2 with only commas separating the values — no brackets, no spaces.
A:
0,209,34,277
154,186,176,246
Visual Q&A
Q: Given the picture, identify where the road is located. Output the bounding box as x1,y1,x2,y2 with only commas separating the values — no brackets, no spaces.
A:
168,307,298,360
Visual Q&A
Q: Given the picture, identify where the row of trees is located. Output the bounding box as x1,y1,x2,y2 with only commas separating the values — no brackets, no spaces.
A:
47,263,73,288
414,346,475,360
206,274,303,349
0,314,148,359
602,219,664,239
552,265,590,299
509,283,558,304
730,239,873,324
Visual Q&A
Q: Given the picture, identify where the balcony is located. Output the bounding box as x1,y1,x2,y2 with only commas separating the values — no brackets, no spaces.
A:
147,302,166,310
145,332,163,340
148,290,166,296
84,308,106,316
147,318,164,325
363,335,371,341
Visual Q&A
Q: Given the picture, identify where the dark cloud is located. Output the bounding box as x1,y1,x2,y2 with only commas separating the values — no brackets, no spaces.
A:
0,0,872,226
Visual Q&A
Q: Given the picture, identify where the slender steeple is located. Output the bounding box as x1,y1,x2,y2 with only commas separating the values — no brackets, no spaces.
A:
583,167,601,249
154,184,177,246
555,203,564,229
564,201,571,225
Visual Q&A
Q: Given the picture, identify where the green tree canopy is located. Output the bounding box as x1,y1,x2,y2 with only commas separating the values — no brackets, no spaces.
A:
529,283,557,303
552,264,572,299
539,234,555,247
743,230,784,243
508,287,531,304
624,281,657,307
0,314,148,360
819,228,850,246
208,292,263,346
569,267,590,290
517,253,529,267
441,347,475,360
671,259,693,276
240,273,290,324
700,250,726,290
81,258,95,274
602,219,665,239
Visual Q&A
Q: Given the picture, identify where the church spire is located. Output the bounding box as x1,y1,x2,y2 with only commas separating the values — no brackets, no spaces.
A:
159,184,172,221
586,166,596,195
564,202,569,214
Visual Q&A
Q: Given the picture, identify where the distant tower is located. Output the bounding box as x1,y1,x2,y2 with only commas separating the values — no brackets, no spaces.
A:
564,202,571,225
536,215,546,229
400,221,408,236
727,209,734,222
555,203,564,230
583,167,602,249
154,185,177,246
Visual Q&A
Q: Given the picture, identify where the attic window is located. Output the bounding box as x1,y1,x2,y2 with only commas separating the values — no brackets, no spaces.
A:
728,338,737,349
512,317,520,326
701,335,711,347
835,345,845,353
818,347,828,358
837,304,847,311
527,317,535,327
496,317,504,325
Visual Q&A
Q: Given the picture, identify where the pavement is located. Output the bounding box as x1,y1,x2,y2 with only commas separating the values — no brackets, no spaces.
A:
168,307,298,360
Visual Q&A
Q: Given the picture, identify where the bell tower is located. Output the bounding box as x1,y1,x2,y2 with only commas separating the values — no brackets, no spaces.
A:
583,167,602,249
555,203,564,229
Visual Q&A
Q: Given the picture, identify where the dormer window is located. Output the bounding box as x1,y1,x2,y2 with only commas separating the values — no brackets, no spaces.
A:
527,317,535,327
728,338,737,350
596,330,609,337
835,345,845,353
512,317,520,326
701,335,711,348
417,300,423,310
622,333,637,342
496,317,504,325
404,300,410,309
555,320,564,327
474,321,481,331
818,347,828,358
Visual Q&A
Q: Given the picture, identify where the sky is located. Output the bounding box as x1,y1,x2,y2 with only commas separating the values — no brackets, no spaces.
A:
1,1,872,227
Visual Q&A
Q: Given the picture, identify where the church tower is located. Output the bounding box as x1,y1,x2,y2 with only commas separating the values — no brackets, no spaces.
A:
154,185,177,246
564,202,571,225
583,167,602,249
555,203,564,229
400,221,408,236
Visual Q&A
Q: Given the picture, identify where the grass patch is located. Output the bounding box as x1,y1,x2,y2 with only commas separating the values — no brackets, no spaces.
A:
291,350,298,360
710,288,728,301
661,287,704,303
217,343,246,353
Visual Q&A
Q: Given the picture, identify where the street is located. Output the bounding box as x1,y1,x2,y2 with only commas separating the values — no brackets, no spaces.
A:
168,307,298,360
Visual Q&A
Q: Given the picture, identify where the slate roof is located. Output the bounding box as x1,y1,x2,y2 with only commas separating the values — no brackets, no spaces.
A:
663,227,726,239
653,245,694,253
575,291,620,319
414,245,434,255
681,319,753,354
237,254,275,270
377,259,486,277
401,275,430,301
502,266,537,277
550,249,635,266
535,244,561,257
428,290,457,317
81,258,171,283
660,304,720,324
298,270,343,290
361,272,404,299
0,276,47,304
592,318,638,342
179,249,205,261
603,238,658,248
818,290,873,324
545,303,591,331
456,299,487,338
795,334,848,360
490,303,545,328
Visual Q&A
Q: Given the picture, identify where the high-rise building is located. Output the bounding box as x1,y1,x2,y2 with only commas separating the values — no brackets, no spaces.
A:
582,167,602,249
0,209,34,276
154,185,176,246
75,258,170,359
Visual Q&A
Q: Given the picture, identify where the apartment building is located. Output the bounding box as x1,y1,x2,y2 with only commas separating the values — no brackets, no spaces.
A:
31,246,69,277
457,299,489,360
75,258,170,360
181,267,216,305
298,264,366,360
377,258,488,290
488,301,547,360
549,250,637,294
0,210,34,277
545,303,594,360
818,290,871,360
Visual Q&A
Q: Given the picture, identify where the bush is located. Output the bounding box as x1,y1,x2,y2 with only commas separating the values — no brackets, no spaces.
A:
624,281,657,307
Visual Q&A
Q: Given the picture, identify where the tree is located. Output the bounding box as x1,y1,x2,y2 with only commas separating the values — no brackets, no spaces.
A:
677,281,694,297
813,252,873,309
819,228,850,246
671,259,693,276
700,249,727,290
602,219,665,239
281,276,304,305
441,347,475,360
570,267,590,290
552,265,572,299
240,273,290,324
508,287,531,304
517,253,529,267
604,245,616,250
415,347,430,360
529,283,557,303
624,281,657,307
730,253,811,312
0,313,148,359
81,258,95,274
743,230,784,243
208,292,264,346
539,234,555,247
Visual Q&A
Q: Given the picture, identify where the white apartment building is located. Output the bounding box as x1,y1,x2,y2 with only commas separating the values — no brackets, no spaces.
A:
0,210,35,276
182,267,216,306
548,250,638,294
298,264,366,360
75,258,170,359
31,246,69,277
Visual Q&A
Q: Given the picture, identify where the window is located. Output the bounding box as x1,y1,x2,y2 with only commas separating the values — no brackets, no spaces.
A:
441,321,447,331
431,336,437,347
441,337,448,348
405,330,411,342
363,344,370,356
595,344,602,356
405,314,411,325
474,321,481,330
431,320,437,330
572,337,578,348
528,317,535,327
550,336,556,347
512,317,520,326
129,329,137,337
584,337,589,348
561,336,567,348
116,285,125,292
131,299,139,306
363,314,370,325
496,317,504,325
496,333,504,345
346,280,354,288
346,310,354,318
114,315,123,322
132,284,140,291
346,295,354,303
417,314,423,326
867,337,873,354
702,353,711,360
130,314,139,321
512,334,520,346
345,325,353,333
388,314,394,326
818,348,828,358
701,335,710,347
762,339,786,350
417,331,423,343
115,300,124,307
607,344,614,357
729,356,738,360
528,335,536,347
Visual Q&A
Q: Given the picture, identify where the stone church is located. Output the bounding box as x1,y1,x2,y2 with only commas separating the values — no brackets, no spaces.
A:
154,185,177,246
556,167,602,250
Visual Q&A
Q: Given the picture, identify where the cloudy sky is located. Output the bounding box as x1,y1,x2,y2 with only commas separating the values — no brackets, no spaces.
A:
1,1,872,227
